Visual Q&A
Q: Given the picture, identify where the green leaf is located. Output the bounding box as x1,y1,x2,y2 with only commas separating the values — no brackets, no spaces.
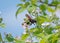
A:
6,34,14,42
15,40,25,43
0,23,5,28
39,4,46,11
17,2,29,8
31,0,37,5
36,16,45,25
30,28,43,35
40,34,55,43
21,34,29,40
48,34,58,43
40,35,49,43
35,16,50,25
21,0,26,2
43,11,47,16
0,33,3,42
45,0,48,4
44,27,54,34
40,39,46,43
33,29,40,35
17,4,24,7
57,4,60,9
27,5,36,13
25,2,30,7
55,25,60,29
47,7,55,12
16,2,30,17
16,7,26,17
51,1,59,6
37,33,45,38
0,18,3,23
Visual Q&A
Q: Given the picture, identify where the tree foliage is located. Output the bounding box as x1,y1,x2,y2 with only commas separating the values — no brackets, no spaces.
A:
0,17,5,28
15,0,60,43
0,0,60,43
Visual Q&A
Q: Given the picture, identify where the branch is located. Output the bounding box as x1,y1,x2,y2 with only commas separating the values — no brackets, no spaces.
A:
39,0,56,6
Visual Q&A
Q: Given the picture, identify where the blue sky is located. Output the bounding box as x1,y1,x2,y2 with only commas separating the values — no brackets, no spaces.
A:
0,0,27,37
0,0,60,38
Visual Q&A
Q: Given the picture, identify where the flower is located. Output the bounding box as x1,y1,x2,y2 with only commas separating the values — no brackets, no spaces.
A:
52,29,58,33
42,22,50,26
22,22,29,29
15,36,21,40
25,38,31,43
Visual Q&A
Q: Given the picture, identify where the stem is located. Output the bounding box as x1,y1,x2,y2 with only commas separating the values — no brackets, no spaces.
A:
28,29,33,43
36,12,39,28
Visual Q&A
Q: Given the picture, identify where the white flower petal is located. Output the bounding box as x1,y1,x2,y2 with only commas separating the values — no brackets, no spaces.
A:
42,22,50,26
15,36,21,40
26,39,31,42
